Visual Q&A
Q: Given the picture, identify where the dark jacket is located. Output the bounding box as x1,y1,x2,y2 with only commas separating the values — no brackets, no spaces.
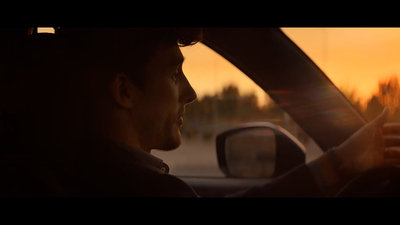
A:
0,134,323,197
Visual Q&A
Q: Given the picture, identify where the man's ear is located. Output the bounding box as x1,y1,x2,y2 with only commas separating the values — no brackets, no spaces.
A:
110,73,136,109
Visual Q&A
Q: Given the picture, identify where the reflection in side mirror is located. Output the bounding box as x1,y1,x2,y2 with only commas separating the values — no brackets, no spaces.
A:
225,128,276,178
216,122,306,179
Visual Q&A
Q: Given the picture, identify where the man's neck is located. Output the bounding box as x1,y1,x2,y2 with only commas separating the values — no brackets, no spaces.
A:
90,110,151,153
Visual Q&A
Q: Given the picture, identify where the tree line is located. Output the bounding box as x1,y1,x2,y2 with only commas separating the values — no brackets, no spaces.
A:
181,84,297,141
343,75,400,123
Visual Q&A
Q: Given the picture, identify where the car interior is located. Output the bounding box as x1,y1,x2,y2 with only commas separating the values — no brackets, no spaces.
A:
2,27,400,197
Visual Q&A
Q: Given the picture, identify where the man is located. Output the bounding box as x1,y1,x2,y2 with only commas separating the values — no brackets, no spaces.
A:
1,28,400,197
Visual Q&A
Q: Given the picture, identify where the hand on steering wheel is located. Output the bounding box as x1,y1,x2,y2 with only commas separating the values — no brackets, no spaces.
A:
331,106,400,197
335,106,400,177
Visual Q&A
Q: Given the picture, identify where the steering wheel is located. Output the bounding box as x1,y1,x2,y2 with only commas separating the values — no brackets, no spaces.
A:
336,165,400,197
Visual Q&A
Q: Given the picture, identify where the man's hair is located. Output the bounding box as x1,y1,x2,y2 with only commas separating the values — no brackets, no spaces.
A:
55,28,203,87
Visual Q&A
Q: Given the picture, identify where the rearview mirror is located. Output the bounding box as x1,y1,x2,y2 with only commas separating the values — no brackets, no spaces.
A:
216,122,306,178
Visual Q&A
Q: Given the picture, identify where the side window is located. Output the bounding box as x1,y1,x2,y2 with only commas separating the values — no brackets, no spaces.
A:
152,42,323,177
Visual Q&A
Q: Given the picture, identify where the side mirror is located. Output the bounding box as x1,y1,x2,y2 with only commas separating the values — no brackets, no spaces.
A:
216,122,306,178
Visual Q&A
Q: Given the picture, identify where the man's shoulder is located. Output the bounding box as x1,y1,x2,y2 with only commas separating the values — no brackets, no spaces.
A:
73,135,198,197
74,159,198,197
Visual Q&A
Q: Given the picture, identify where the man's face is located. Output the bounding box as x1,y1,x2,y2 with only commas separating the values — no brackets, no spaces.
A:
130,43,197,152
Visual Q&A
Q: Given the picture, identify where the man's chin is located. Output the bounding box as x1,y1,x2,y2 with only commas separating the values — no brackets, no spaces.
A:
155,134,182,151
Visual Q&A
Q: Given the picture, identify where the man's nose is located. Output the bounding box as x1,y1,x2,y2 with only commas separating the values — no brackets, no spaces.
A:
180,74,197,104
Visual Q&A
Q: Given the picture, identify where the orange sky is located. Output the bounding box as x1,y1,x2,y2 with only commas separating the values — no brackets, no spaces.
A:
182,28,400,109
282,27,400,107
181,43,268,106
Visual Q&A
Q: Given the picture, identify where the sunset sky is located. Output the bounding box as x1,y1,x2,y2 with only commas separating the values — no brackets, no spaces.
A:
282,27,400,107
180,42,269,106
181,28,400,108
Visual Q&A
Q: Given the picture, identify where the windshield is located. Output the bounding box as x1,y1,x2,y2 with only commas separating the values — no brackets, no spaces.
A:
281,27,400,122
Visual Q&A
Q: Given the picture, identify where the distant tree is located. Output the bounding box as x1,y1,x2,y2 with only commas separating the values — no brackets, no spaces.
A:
376,75,400,115
239,93,258,109
238,93,260,119
362,75,400,122
218,84,240,118
364,95,384,122
220,84,240,99
200,94,217,121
